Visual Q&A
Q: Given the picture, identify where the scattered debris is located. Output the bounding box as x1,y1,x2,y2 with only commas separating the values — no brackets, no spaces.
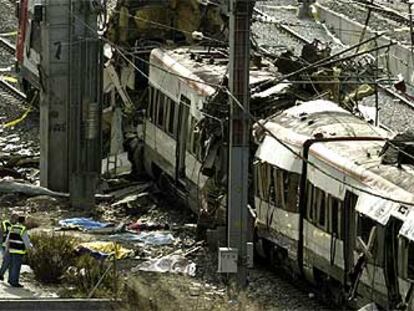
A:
133,254,196,277
77,241,134,260
107,182,152,199
111,192,149,207
58,218,112,231
0,178,67,197
109,231,175,246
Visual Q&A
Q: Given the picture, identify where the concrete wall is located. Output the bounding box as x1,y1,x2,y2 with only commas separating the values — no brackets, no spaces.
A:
316,3,414,86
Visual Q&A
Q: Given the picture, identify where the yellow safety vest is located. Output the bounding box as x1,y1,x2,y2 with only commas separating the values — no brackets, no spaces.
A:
8,224,27,255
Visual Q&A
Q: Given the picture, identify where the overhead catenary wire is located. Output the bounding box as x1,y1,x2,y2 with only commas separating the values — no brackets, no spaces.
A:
68,7,414,206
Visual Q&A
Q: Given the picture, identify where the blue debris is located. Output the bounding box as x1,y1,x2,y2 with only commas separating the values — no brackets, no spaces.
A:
58,217,112,231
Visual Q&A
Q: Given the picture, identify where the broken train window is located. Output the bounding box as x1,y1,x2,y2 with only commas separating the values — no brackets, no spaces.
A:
356,214,378,258
306,182,328,231
406,240,414,280
274,167,299,213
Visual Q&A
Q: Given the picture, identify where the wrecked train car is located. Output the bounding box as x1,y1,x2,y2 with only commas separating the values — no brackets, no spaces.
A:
136,46,295,222
254,100,414,310
135,44,414,310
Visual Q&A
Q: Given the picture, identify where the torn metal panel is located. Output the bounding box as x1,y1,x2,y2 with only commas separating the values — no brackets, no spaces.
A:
399,211,414,241
255,135,302,174
355,193,398,225
251,81,291,99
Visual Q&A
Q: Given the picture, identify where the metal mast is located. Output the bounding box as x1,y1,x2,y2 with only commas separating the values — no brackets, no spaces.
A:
68,0,103,208
40,0,72,192
227,0,252,285
40,0,102,207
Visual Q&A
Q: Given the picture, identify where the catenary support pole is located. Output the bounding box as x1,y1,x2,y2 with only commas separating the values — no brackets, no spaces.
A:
68,0,103,208
40,0,72,191
40,0,102,207
227,0,252,286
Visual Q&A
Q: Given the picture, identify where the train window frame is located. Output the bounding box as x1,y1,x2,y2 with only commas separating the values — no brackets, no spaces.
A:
29,20,41,54
273,168,299,212
406,239,414,281
187,116,195,155
356,213,378,260
156,92,167,129
256,162,264,200
166,98,176,136
306,182,314,222
254,161,261,199
191,119,201,158
316,189,328,231
147,86,153,121
268,166,276,206
262,163,271,202
329,195,343,239
276,170,286,209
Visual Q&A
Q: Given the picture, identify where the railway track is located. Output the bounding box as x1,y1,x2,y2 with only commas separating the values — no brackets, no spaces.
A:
254,6,414,133
346,0,411,26
0,35,26,102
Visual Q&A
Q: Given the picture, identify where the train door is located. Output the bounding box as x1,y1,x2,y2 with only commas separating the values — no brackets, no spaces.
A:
384,217,403,308
343,191,357,287
175,95,190,183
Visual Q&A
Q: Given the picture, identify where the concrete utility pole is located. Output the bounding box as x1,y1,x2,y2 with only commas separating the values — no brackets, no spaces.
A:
40,0,71,192
227,0,252,286
40,0,102,207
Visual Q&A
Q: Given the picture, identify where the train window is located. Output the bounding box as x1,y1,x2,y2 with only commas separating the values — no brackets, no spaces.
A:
167,98,175,135
357,214,376,246
317,190,327,230
274,168,299,212
268,167,276,205
286,172,299,213
306,182,314,221
195,125,201,159
156,93,165,128
311,186,319,222
330,195,343,239
147,87,153,120
407,241,414,280
260,163,270,202
254,162,260,198
256,163,264,199
29,21,41,53
187,117,195,154
151,88,158,123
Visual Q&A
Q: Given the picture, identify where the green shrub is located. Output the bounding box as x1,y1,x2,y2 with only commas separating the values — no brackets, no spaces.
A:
28,232,78,284
63,254,120,298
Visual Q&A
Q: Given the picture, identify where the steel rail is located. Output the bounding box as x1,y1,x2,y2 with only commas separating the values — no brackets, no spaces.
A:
347,0,411,26
0,36,16,54
0,77,26,102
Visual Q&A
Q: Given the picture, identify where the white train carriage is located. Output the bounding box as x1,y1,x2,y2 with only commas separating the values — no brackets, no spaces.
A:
140,46,275,213
254,100,414,309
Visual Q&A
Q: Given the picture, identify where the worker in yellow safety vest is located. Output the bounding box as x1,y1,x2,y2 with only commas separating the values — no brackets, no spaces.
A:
0,213,18,282
4,215,31,287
